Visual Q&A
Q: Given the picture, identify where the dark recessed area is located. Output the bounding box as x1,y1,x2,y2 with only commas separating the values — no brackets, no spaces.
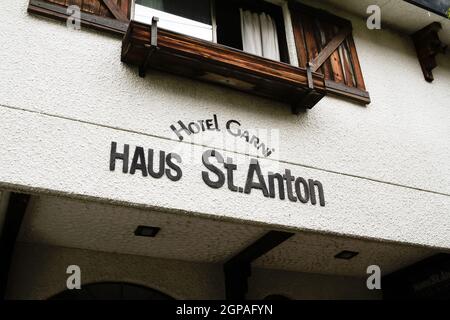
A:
334,250,359,260
134,225,160,238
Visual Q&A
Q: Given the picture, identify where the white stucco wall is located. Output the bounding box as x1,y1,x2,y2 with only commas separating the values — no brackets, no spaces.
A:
0,1,449,248
7,242,380,300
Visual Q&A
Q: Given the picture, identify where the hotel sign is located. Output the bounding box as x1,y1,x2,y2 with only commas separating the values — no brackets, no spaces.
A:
109,141,325,207
170,115,276,158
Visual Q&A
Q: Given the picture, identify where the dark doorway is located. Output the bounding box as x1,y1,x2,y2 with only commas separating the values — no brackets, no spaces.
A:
49,282,175,300
383,254,450,300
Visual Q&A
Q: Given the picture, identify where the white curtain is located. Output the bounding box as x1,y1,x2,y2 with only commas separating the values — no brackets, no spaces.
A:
240,9,280,61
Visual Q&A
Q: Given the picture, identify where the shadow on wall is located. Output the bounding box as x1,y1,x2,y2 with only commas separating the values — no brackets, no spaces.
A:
48,281,175,300
121,63,297,117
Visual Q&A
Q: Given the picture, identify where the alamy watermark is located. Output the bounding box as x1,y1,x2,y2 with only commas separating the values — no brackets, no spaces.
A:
66,265,81,290
366,265,381,290
367,5,381,30
67,5,81,31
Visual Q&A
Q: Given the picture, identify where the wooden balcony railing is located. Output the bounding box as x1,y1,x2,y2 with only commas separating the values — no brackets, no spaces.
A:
121,20,327,113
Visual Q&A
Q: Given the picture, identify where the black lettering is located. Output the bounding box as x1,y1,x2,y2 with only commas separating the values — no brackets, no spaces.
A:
148,149,165,178
241,130,250,142
206,119,214,130
226,120,241,136
166,153,182,181
249,135,259,148
198,120,206,131
213,114,220,131
170,121,191,141
283,169,297,202
268,172,285,200
244,160,269,197
309,179,325,206
110,142,129,173
130,146,148,176
224,157,238,192
257,142,268,156
295,177,309,203
265,148,274,157
202,150,225,189
188,122,201,134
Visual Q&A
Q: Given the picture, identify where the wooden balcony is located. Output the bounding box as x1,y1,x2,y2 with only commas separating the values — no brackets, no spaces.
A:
121,20,327,113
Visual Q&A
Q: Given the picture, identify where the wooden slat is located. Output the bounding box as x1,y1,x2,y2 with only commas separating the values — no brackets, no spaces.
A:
309,25,351,73
101,0,128,21
50,0,128,20
323,23,344,83
290,9,308,68
341,40,356,87
289,1,369,103
66,0,83,7
290,2,351,29
49,0,66,5
347,36,366,90
28,0,128,35
97,1,111,17
118,0,129,19
301,14,319,68
325,79,370,104
313,18,332,80
338,44,353,87
81,0,99,15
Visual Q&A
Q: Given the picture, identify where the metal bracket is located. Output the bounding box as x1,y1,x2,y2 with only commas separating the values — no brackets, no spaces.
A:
291,63,315,114
223,231,294,300
139,17,159,78
306,62,314,90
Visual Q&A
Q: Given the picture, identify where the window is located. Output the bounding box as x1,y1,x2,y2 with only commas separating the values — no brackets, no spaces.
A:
290,2,370,103
215,0,289,63
134,0,213,41
133,0,289,63
132,0,368,102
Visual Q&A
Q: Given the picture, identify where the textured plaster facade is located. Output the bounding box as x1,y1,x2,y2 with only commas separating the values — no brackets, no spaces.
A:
0,0,449,250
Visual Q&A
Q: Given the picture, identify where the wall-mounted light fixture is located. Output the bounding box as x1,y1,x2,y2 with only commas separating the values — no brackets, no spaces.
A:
134,225,160,237
334,250,359,260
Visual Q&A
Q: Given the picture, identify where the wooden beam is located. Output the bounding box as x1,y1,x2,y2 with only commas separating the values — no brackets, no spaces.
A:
325,79,370,104
309,26,352,73
411,22,447,82
0,193,31,299
224,231,294,300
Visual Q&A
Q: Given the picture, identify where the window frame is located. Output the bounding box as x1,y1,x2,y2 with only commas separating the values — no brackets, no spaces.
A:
132,0,214,41
132,0,295,64
289,1,370,104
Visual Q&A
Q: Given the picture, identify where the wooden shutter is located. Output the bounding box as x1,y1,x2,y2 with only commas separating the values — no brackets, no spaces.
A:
290,3,370,104
28,0,131,34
